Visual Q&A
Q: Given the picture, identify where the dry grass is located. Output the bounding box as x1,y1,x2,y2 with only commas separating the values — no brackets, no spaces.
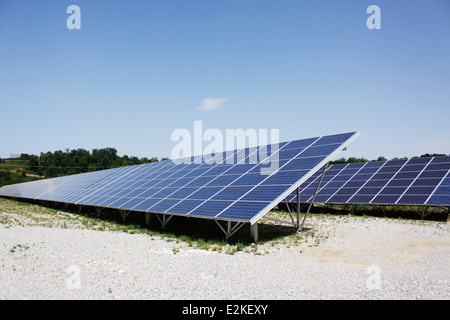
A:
0,198,334,255
3,197,443,256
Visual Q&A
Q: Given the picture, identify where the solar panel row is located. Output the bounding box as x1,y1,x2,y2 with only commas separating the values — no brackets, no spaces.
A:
286,156,450,206
0,132,360,224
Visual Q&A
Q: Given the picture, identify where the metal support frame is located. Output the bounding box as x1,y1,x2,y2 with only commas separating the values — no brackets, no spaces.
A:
414,205,429,220
119,209,130,222
250,223,258,242
77,205,84,214
95,206,102,217
261,162,329,232
380,205,387,217
299,161,329,231
145,212,151,225
296,187,301,230
350,204,359,215
155,213,173,229
262,215,297,226
215,220,245,241
284,199,297,227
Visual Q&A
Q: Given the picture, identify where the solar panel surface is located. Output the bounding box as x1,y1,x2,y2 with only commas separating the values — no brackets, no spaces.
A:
0,132,360,224
286,156,450,206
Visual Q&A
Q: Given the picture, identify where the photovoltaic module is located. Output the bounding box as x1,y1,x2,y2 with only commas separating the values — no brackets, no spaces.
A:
0,132,360,225
285,156,450,206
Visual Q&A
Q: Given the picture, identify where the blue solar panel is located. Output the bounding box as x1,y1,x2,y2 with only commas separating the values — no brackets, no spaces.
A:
334,187,361,195
344,180,366,188
148,199,182,213
263,170,311,185
378,186,409,195
395,171,421,179
217,201,271,221
231,173,268,186
0,132,360,224
132,198,163,211
286,156,450,206
371,195,401,204
210,186,254,200
397,195,429,205
188,200,231,217
168,187,199,199
241,185,288,202
386,179,414,187
427,195,450,205
168,199,205,215
412,178,443,186
187,187,224,200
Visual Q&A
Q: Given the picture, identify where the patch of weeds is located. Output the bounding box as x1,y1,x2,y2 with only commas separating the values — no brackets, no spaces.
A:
9,243,30,253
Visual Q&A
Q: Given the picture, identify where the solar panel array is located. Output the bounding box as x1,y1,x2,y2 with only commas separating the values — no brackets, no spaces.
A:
286,156,450,206
0,132,360,224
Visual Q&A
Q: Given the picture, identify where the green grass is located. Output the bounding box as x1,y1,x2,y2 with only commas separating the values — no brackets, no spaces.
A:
0,198,293,254
2,197,446,255
0,197,328,254
0,159,45,187
0,171,43,187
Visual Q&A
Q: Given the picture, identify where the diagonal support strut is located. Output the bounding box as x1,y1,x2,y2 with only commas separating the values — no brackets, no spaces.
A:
299,161,329,231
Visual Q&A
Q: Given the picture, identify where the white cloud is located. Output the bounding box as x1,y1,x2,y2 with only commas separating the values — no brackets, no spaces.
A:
195,97,228,111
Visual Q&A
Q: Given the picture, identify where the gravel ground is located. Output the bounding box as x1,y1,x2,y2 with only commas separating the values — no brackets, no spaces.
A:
0,210,449,300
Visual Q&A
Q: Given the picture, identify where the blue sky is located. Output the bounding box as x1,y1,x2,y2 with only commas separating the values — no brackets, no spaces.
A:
0,0,449,160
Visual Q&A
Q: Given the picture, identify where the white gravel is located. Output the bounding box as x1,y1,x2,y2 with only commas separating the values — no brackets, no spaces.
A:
0,216,449,300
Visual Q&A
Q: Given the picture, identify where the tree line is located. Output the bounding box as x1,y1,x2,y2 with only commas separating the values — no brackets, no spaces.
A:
329,153,448,165
1,148,169,179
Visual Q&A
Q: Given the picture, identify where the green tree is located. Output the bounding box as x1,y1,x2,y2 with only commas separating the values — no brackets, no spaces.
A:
20,153,31,161
90,147,119,170
420,153,447,158
27,155,41,175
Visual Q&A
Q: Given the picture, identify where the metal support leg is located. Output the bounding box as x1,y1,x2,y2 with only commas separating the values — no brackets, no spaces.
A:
421,206,428,220
119,209,130,222
284,199,296,226
300,162,329,230
250,223,258,242
155,213,173,229
145,213,151,225
163,214,173,229
215,220,245,241
95,206,102,217
296,187,300,231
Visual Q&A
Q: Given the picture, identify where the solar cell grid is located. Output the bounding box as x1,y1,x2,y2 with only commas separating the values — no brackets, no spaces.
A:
286,156,450,206
0,132,360,224
189,200,235,218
